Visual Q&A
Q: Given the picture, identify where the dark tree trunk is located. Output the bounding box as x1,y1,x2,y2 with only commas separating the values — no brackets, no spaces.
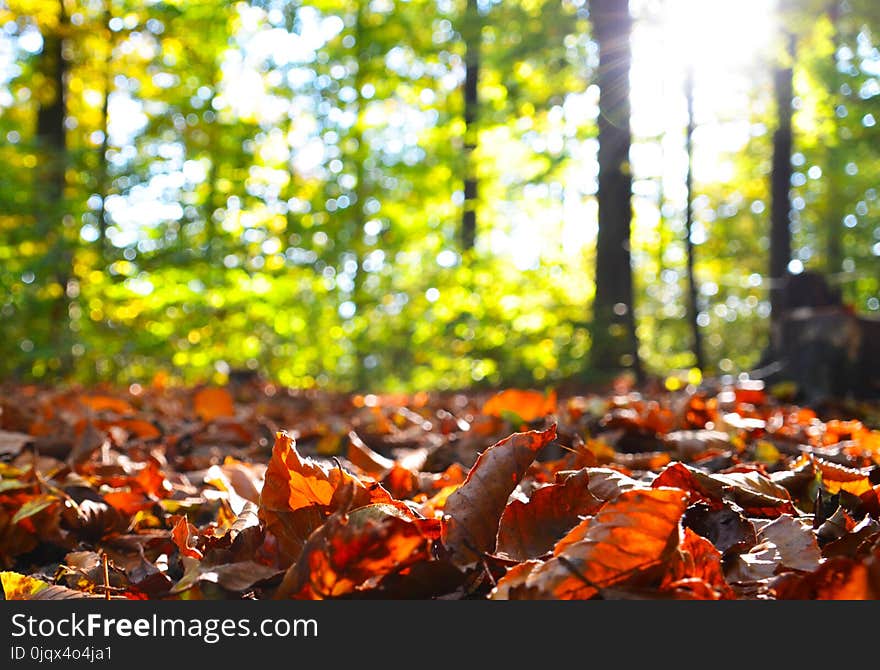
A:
97,2,114,260
769,33,795,343
35,1,71,374
589,0,642,379
683,66,704,371
461,0,479,251
825,0,843,275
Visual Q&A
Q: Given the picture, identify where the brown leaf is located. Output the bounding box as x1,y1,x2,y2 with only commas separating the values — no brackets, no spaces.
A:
497,469,603,560
725,514,822,583
492,488,689,599
758,514,822,572
192,561,282,593
347,431,395,477
441,424,557,566
81,395,135,415
682,503,757,556
653,461,798,517
0,430,32,458
585,467,645,500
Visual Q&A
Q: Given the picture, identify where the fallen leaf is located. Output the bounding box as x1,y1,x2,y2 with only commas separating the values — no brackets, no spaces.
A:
12,493,59,524
193,387,236,422
585,467,645,500
481,389,557,423
1,571,48,599
492,488,689,599
81,395,135,415
758,514,822,572
653,461,798,517
441,425,557,566
171,515,204,560
771,557,877,599
258,432,404,565
497,469,603,560
661,527,735,599
0,430,31,457
682,503,757,556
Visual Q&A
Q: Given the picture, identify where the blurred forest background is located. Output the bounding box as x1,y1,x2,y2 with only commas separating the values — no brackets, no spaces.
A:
0,0,878,392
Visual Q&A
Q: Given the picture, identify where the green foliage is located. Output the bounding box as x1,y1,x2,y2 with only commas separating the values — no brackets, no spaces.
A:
0,0,877,390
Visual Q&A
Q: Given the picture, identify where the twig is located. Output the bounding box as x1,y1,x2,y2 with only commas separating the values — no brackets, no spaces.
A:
101,551,110,601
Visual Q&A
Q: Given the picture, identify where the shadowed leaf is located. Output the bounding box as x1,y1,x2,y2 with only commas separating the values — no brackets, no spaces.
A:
497,468,603,560
441,425,557,566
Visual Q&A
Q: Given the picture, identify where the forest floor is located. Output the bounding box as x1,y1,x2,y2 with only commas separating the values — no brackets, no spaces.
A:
1,376,879,600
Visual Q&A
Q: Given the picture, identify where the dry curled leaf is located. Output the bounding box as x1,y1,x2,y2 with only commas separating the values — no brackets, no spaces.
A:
492,487,689,600
497,468,603,560
441,425,557,566
258,432,406,566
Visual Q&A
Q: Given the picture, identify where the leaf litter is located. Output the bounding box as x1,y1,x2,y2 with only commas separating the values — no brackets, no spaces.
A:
1,378,880,600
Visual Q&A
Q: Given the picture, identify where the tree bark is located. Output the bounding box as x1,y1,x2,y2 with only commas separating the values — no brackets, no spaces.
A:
35,1,71,374
683,66,704,371
769,32,795,342
97,1,114,260
589,0,642,379
825,0,843,275
461,0,480,251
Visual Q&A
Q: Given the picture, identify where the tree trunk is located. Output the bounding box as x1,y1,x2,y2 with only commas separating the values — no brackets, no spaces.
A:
683,66,704,371
461,0,480,251
36,1,71,375
769,32,795,344
825,0,843,275
590,0,642,379
97,1,114,261
352,0,369,390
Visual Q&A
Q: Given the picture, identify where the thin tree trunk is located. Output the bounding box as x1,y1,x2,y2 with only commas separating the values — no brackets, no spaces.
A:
825,0,843,275
590,0,642,379
769,33,795,343
96,1,113,260
683,66,704,371
352,0,369,390
461,0,479,251
36,0,71,374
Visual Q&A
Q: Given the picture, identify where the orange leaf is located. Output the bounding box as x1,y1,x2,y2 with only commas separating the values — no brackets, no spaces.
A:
193,387,235,422
80,395,135,415
814,458,873,496
259,432,405,566
441,425,557,566
497,468,603,560
661,527,735,599
481,389,557,423
772,557,877,599
492,488,688,600
102,491,153,515
171,515,204,560
277,504,433,599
